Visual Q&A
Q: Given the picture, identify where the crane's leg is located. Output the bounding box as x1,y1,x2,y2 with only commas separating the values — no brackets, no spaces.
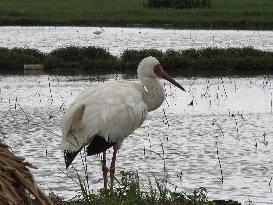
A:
102,151,108,189
110,150,117,189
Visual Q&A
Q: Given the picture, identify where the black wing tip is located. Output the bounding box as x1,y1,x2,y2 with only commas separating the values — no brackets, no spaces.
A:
65,162,70,170
64,150,81,169
87,135,116,156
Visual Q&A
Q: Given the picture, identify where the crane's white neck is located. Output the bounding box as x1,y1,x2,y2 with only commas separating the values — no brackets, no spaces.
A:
139,75,165,112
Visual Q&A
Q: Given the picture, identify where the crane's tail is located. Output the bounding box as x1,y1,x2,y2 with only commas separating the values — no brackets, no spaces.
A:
64,148,82,169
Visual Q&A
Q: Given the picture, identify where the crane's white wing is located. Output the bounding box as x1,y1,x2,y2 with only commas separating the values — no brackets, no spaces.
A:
60,82,148,152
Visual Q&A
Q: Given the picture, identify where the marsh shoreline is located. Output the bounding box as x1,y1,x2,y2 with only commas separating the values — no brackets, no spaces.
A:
1,47,272,77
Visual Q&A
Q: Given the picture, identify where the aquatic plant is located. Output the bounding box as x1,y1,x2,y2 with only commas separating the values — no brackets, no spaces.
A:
0,46,272,77
55,169,240,205
50,46,114,62
0,47,43,72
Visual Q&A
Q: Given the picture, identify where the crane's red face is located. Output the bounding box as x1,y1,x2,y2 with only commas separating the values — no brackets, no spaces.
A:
154,64,185,91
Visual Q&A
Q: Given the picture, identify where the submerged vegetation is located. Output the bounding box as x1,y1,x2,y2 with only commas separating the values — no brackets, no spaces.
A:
0,0,273,29
0,46,273,77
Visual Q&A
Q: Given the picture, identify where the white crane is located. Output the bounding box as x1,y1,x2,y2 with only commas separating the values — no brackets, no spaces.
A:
93,27,105,36
60,56,185,189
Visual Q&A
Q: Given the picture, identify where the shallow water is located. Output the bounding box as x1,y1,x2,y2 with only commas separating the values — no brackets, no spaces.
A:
0,75,273,204
0,27,272,55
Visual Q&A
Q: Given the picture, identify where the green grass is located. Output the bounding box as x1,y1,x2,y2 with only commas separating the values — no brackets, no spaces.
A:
32,171,241,205
1,46,273,77
0,0,273,29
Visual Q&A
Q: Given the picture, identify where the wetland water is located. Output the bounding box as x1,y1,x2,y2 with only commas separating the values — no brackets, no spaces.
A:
0,27,272,55
0,75,273,204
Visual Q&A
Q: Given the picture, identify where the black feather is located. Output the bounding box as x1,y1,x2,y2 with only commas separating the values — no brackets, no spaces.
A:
64,135,115,169
64,148,82,169
87,135,116,156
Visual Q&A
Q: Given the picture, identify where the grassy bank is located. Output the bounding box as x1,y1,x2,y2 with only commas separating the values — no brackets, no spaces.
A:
32,172,241,205
0,46,273,77
0,0,273,29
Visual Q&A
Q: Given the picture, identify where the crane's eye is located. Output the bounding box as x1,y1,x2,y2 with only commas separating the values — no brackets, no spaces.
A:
154,64,163,77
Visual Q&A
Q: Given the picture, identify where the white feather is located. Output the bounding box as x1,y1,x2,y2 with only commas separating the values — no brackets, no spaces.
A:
60,82,148,151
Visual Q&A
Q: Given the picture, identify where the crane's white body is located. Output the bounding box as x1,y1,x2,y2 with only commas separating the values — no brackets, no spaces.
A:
60,57,165,153
93,28,104,35
93,30,103,35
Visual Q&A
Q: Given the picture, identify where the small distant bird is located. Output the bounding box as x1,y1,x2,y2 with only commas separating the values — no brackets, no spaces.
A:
60,56,185,189
93,27,105,36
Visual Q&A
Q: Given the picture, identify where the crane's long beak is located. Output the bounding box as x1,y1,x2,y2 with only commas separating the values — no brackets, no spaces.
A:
154,64,185,92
